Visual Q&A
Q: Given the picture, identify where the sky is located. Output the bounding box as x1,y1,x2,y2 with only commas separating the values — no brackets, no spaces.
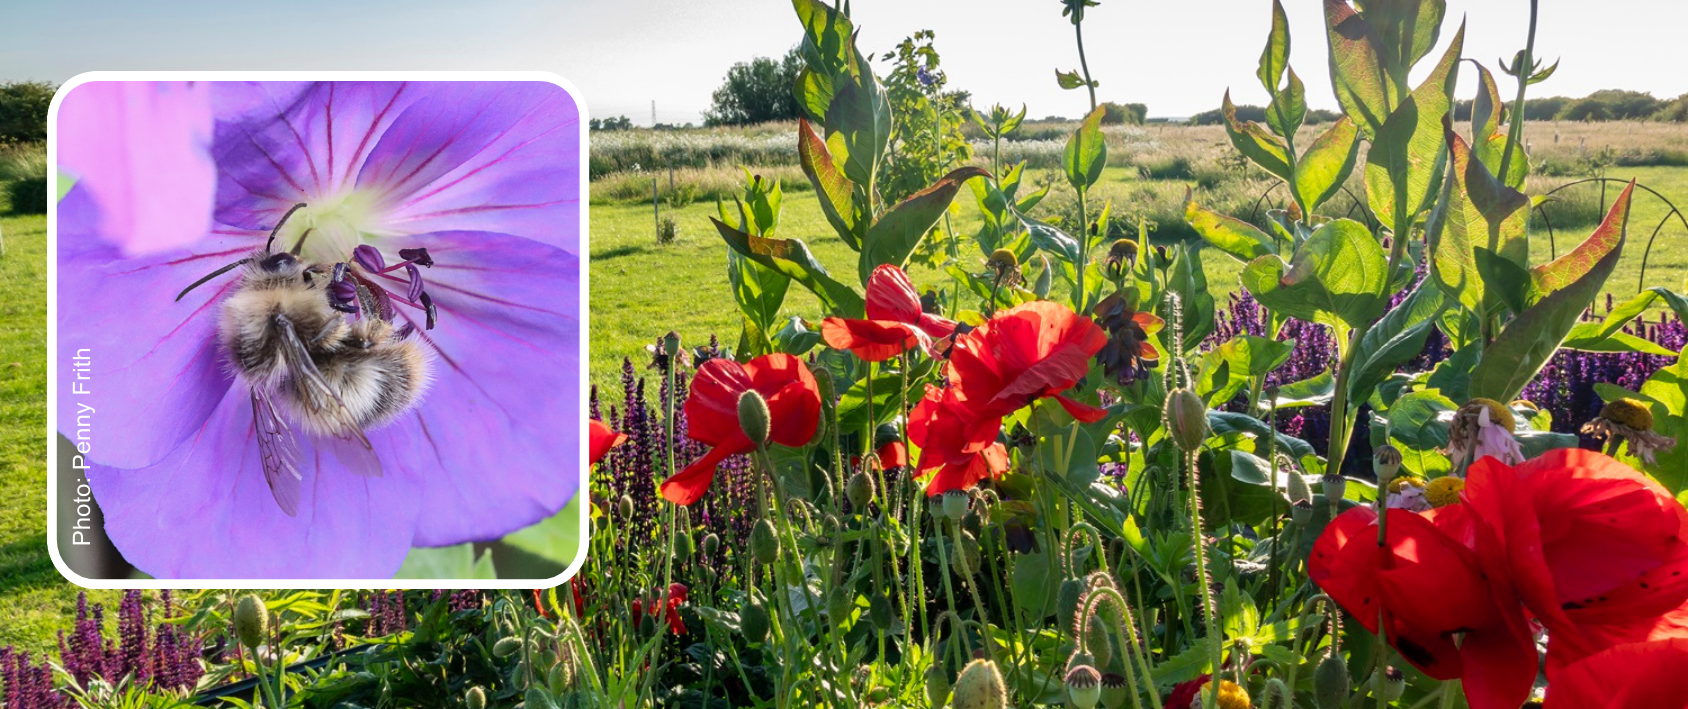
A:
3,0,1685,125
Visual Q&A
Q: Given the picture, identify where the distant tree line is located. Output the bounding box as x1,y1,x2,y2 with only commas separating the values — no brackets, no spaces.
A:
1193,89,1688,126
703,47,805,127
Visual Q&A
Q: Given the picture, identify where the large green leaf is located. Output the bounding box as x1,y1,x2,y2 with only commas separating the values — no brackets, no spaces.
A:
1347,280,1445,401
1363,0,1447,74
1325,0,1400,139
1385,389,1456,450
1563,288,1688,355
728,249,791,357
1257,0,1291,95
1266,68,1308,140
502,497,585,567
1168,243,1216,351
826,74,892,187
713,218,865,317
1468,183,1633,402
395,544,497,580
1064,105,1107,192
859,166,989,284
1364,21,1462,239
1200,336,1296,406
1293,116,1362,215
1185,189,1277,262
1433,122,1529,314
1241,219,1389,330
1633,351,1688,491
1222,90,1293,182
797,118,862,249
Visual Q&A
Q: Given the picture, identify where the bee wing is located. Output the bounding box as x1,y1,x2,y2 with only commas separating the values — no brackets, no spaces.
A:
271,313,375,450
316,433,384,479
252,387,302,517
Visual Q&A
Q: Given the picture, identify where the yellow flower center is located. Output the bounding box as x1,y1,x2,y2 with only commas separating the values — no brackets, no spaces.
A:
1424,477,1465,508
1600,398,1655,431
1388,475,1425,494
1466,398,1515,433
269,190,388,264
1216,680,1251,709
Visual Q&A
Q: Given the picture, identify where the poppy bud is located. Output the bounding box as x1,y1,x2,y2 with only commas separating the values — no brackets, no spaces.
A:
813,366,836,405
1084,613,1113,670
1056,579,1086,635
740,598,770,643
1256,678,1290,709
953,658,1007,709
493,636,522,658
847,471,876,510
750,519,780,565
827,588,854,621
702,533,720,557
1065,664,1102,709
639,612,656,636
1286,471,1312,505
465,686,487,709
233,594,268,650
547,658,572,694
618,494,634,520
950,531,981,578
925,665,952,707
1099,672,1129,709
1314,653,1349,709
943,489,971,520
1320,473,1347,511
673,530,695,558
1372,444,1402,487
1164,388,1210,453
738,390,772,447
1034,254,1053,299
869,592,894,630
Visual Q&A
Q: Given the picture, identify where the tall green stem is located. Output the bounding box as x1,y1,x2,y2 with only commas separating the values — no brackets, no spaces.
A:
1496,0,1539,187
1186,448,1224,709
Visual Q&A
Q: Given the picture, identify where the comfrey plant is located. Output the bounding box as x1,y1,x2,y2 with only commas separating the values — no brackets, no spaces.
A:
54,81,581,578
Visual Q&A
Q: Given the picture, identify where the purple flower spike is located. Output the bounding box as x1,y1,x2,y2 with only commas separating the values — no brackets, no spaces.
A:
353,244,385,272
58,81,582,579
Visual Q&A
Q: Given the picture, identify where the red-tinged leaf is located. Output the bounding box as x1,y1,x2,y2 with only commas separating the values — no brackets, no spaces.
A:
1325,0,1399,139
1185,187,1278,262
1533,181,1635,294
1363,21,1462,239
859,166,990,285
1434,118,1529,316
713,218,865,318
797,117,862,249
1467,183,1632,403
1222,90,1293,182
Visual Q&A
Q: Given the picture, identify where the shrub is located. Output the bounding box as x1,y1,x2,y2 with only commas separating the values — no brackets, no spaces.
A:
1100,101,1147,125
0,81,52,145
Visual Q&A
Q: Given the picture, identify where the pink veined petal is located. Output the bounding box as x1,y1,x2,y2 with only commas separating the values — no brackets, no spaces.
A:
87,384,424,579
56,81,216,256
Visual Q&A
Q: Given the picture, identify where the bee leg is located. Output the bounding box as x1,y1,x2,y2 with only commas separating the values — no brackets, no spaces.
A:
309,314,345,346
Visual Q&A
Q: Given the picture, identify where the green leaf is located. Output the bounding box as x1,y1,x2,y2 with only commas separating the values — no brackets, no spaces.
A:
1222,577,1261,639
1386,389,1456,450
1056,69,1090,90
1562,288,1688,355
1325,0,1401,139
1064,105,1108,192
1208,411,1318,461
1473,246,1535,315
1348,280,1445,402
1257,0,1291,95
1019,213,1083,267
729,248,790,332
827,74,892,187
1185,188,1276,262
1364,0,1447,72
1222,90,1293,182
1200,336,1296,406
859,166,988,284
1168,244,1216,351
773,316,824,356
1274,371,1336,408
838,371,914,429
1634,351,1688,491
503,497,584,567
394,544,496,580
1433,121,1530,314
713,218,865,317
1293,116,1362,215
1364,22,1462,238
1469,183,1633,403
1241,219,1389,329
797,117,863,249
1266,67,1308,139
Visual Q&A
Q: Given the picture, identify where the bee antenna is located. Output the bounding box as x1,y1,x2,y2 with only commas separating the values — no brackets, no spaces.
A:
263,202,310,253
175,258,251,302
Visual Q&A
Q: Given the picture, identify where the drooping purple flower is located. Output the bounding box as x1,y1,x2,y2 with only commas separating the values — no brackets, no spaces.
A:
916,67,936,87
56,81,582,578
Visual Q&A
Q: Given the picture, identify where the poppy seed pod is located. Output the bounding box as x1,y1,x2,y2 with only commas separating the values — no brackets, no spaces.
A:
662,330,682,359
953,658,1008,709
925,665,952,708
1320,473,1347,511
749,519,780,565
1291,499,1314,527
1314,653,1350,709
1099,672,1129,709
1372,443,1402,487
465,686,487,709
943,489,971,520
928,494,948,520
737,390,772,447
740,598,770,643
846,471,875,510
1377,666,1405,702
950,531,982,578
492,636,522,658
233,594,268,650
1065,664,1102,709
827,588,853,621
1164,388,1210,453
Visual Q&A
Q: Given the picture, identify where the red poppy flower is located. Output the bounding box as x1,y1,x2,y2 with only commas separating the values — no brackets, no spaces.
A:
1464,449,1688,669
851,441,908,470
908,384,1009,496
589,419,627,465
1543,639,1688,709
658,354,821,506
1164,674,1210,709
821,264,958,362
947,301,1109,423
1310,506,1537,709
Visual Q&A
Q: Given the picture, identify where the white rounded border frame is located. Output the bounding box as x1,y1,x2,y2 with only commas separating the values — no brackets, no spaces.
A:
45,71,591,590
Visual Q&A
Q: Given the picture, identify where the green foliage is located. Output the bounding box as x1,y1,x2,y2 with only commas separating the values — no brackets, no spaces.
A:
704,47,805,127
1099,101,1146,126
0,81,52,145
878,30,973,204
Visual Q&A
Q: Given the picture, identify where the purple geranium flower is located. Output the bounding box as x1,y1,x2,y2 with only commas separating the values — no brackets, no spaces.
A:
56,81,581,579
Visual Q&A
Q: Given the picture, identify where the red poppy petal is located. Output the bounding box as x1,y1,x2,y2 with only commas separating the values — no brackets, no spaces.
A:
588,419,628,465
876,441,908,468
1456,619,1541,709
659,446,736,506
1310,507,1385,635
743,354,822,448
684,358,754,447
1545,639,1688,709
1054,394,1108,423
865,264,923,323
822,317,923,362
917,312,959,341
922,443,1007,496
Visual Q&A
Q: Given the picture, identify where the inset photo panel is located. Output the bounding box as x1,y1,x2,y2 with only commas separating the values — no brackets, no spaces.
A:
47,74,587,586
